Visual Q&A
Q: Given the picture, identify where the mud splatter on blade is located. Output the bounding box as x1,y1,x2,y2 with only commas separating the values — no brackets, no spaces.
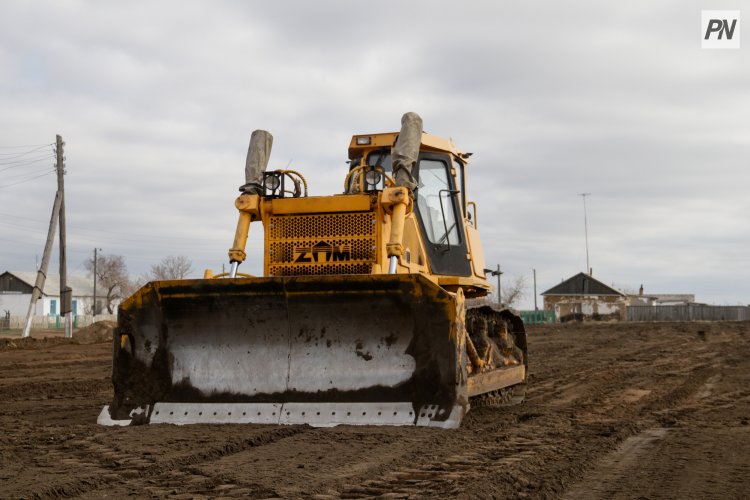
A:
102,274,468,427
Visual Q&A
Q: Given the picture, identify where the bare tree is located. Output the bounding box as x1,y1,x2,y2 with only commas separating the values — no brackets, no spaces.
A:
503,275,527,308
148,255,193,281
84,253,131,314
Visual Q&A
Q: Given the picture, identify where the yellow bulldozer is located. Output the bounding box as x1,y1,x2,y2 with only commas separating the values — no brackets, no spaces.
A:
99,113,527,428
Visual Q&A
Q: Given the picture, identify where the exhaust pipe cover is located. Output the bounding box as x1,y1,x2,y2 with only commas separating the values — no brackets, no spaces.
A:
240,129,273,194
391,112,423,191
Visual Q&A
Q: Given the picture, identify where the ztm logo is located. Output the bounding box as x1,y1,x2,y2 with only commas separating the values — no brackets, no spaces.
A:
702,10,740,49
293,241,352,263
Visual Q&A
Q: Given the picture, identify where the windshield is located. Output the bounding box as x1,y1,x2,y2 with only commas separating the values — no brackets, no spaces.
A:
416,158,461,246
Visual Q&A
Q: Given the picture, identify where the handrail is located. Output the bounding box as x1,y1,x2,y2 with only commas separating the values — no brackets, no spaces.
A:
468,201,477,228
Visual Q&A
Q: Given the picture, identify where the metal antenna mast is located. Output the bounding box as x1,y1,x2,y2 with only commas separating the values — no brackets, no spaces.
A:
578,193,591,274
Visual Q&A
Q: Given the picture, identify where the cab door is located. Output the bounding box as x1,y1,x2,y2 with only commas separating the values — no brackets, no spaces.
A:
414,154,472,276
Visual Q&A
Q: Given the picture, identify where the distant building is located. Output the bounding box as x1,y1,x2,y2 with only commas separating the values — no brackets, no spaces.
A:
650,294,696,306
626,285,697,307
0,271,102,317
541,272,627,322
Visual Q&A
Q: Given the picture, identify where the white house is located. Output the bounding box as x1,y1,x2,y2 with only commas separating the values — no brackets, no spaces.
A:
0,271,103,317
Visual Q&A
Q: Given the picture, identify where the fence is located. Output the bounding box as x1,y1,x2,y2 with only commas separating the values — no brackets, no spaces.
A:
627,305,750,322
520,310,556,324
2,314,117,330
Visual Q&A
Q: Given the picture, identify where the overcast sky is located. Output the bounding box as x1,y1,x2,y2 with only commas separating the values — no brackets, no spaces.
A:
1,1,748,309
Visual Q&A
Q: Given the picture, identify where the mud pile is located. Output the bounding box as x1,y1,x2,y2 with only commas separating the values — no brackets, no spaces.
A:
0,336,69,352
74,320,116,344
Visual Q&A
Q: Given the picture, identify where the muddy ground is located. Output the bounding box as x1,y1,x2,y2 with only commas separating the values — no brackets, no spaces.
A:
1,321,749,499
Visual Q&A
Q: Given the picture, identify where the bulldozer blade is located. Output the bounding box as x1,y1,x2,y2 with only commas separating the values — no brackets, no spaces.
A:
100,274,468,428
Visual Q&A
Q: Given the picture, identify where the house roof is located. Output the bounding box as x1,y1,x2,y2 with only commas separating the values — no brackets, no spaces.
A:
541,272,625,297
3,271,95,297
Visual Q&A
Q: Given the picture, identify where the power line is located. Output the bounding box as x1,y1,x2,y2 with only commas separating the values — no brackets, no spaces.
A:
0,159,56,174
1,165,55,180
0,146,54,156
0,237,47,248
0,213,227,243
0,155,56,170
0,143,54,149
0,213,47,223
0,220,49,231
0,171,55,189
0,147,54,164
0,143,53,157
0,155,54,165
0,222,222,251
0,150,55,161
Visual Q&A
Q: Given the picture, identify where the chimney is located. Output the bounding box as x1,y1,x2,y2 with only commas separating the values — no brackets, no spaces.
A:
639,284,644,296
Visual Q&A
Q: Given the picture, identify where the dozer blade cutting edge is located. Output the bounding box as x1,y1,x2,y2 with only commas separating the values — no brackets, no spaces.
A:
99,274,471,428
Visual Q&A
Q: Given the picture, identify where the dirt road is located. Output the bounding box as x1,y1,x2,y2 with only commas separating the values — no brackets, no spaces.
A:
1,321,749,499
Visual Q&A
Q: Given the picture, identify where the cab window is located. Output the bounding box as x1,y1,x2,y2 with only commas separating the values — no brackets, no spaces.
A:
416,158,461,246
366,151,392,171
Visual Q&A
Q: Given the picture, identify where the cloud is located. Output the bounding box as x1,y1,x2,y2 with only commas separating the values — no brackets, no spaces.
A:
0,0,748,307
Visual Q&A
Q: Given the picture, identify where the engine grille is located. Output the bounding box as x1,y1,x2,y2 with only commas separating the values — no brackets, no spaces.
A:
267,212,377,276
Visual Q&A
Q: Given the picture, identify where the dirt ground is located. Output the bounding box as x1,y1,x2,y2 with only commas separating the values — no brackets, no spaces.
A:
1,321,749,499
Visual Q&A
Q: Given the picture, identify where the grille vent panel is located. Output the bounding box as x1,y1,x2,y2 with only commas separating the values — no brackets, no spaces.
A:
267,212,377,276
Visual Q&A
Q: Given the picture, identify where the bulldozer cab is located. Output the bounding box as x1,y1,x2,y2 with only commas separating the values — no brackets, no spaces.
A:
348,143,471,277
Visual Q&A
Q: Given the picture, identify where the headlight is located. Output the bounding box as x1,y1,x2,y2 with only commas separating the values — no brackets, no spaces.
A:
265,175,280,191
263,172,283,197
364,169,382,187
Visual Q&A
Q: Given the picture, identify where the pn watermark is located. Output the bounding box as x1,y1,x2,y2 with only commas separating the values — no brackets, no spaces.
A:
702,10,740,49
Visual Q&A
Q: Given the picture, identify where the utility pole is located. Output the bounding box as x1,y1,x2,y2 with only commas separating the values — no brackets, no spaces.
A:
495,264,502,305
22,193,62,338
533,268,538,311
93,248,101,319
483,265,503,306
578,193,591,275
56,135,72,338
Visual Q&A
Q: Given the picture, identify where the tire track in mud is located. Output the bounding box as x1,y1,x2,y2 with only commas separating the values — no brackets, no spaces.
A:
526,335,690,408
335,438,540,498
326,407,643,499
0,378,111,402
368,344,719,498
307,388,642,499
558,324,749,499
8,425,310,499
184,426,448,498
3,323,749,498
87,425,308,498
0,340,309,498
455,330,711,497
562,427,671,500
0,358,107,371
440,328,729,498
560,376,744,499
